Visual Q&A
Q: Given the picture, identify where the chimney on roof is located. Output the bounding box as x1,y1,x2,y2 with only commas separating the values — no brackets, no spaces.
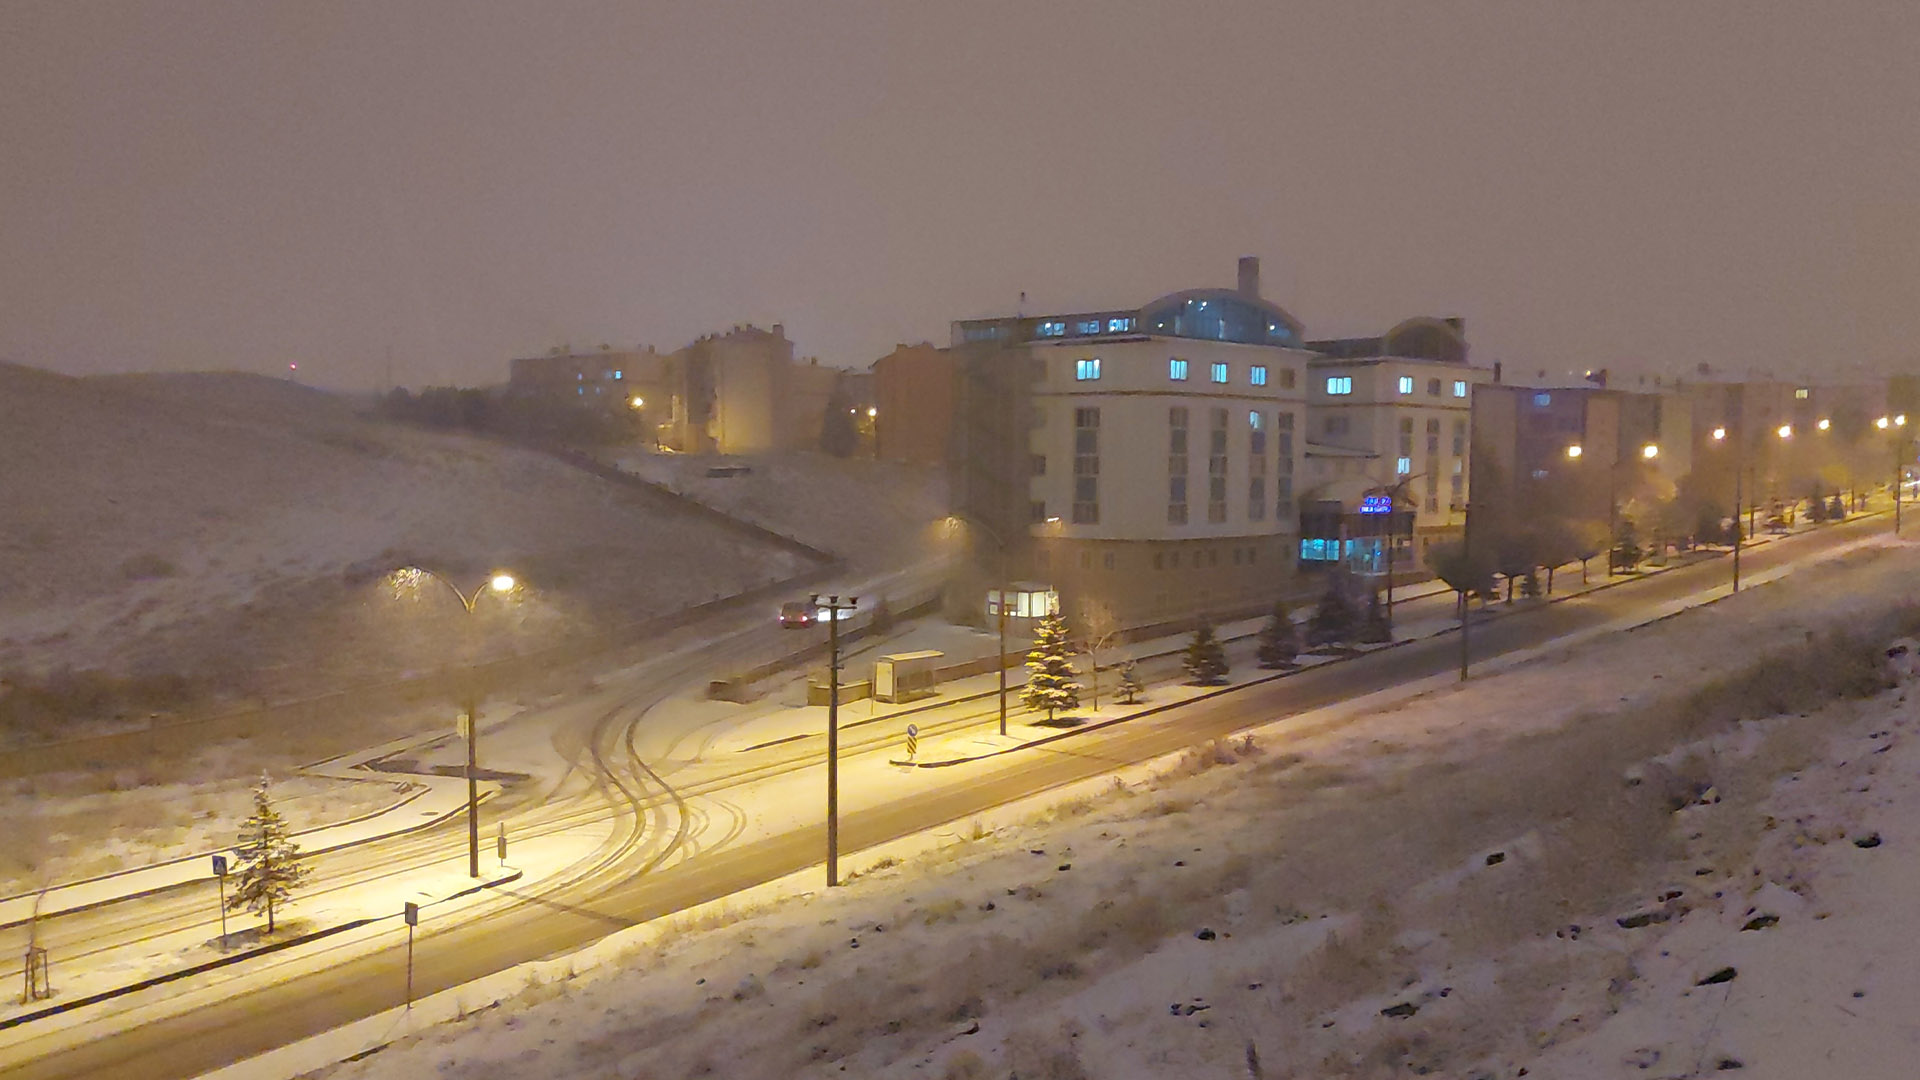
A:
773,323,785,339
1237,256,1260,299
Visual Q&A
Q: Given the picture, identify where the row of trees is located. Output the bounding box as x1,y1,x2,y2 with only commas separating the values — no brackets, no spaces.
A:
1022,573,1403,721
377,386,648,446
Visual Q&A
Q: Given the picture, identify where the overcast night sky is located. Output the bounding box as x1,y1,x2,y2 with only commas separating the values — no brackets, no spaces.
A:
3,1,1918,391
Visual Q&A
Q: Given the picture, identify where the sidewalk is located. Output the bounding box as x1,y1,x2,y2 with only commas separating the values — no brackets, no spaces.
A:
0,734,503,931
882,529,1837,769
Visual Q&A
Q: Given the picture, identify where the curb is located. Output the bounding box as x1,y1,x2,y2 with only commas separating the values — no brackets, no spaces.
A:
892,529,1857,768
0,871,523,1032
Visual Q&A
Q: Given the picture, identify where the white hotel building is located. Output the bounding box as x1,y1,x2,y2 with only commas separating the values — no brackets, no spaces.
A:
948,258,1315,627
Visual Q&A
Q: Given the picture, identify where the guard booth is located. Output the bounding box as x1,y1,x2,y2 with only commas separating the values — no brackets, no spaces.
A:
873,650,943,704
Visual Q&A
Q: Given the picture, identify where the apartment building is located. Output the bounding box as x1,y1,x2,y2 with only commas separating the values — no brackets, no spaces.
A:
1302,318,1489,569
948,258,1312,627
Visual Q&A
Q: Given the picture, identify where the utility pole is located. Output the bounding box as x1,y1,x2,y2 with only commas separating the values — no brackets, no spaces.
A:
814,594,858,887
996,545,1009,737
1732,445,1744,593
461,702,480,879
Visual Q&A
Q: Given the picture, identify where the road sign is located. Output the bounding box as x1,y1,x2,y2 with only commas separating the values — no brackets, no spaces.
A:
210,854,227,877
496,825,507,863
457,711,472,740
905,723,919,760
403,901,419,927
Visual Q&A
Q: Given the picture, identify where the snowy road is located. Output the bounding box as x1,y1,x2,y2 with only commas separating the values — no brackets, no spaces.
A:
0,519,1886,1080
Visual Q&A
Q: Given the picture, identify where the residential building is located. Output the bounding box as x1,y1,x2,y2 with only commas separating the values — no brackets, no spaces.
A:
870,343,957,466
1302,318,1489,570
508,324,841,455
948,257,1312,627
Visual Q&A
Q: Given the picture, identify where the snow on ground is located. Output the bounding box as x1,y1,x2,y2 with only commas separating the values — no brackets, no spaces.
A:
278,540,1920,1080
0,364,810,718
612,448,946,569
0,763,411,897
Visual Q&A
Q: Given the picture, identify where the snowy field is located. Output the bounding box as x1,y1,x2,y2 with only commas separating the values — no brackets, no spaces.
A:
0,761,411,897
277,540,1920,1079
0,364,810,720
613,449,946,569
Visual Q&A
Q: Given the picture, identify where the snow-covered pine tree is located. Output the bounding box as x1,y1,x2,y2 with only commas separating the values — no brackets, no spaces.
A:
1358,589,1393,643
1255,600,1301,668
1117,661,1143,704
1022,612,1081,720
1183,622,1229,684
1307,570,1361,647
227,776,311,935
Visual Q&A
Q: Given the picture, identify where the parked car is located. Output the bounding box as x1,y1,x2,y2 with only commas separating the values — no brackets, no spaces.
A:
778,601,816,629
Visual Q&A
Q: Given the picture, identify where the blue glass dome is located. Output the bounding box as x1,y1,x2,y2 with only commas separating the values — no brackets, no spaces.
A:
1139,289,1303,347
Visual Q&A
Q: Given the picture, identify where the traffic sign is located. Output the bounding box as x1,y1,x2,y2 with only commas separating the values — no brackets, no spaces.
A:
404,901,419,927
211,854,227,877
457,711,472,740
905,723,919,760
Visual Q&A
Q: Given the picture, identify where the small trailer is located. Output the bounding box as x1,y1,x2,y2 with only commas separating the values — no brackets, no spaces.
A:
873,650,943,704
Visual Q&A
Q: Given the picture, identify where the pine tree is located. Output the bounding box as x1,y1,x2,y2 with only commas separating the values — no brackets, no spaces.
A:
1183,622,1230,685
1307,571,1361,647
1358,590,1393,644
1117,661,1143,705
1021,612,1081,720
1610,516,1644,573
227,777,311,935
1520,567,1542,599
1828,494,1846,521
1255,600,1301,669
1807,490,1828,523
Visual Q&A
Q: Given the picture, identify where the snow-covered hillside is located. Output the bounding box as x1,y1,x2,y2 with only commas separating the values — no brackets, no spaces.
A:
0,364,812,717
279,540,1920,1080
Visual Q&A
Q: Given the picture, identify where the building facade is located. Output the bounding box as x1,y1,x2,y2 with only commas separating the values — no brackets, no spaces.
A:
948,258,1313,627
1301,318,1488,570
508,324,841,455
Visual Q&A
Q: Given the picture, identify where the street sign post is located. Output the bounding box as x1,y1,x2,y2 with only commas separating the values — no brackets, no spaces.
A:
403,901,420,1007
496,824,507,865
905,723,919,761
211,854,229,950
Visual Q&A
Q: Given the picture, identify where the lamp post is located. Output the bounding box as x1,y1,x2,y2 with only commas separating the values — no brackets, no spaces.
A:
945,515,1012,736
389,567,517,878
1878,415,1909,535
813,593,858,887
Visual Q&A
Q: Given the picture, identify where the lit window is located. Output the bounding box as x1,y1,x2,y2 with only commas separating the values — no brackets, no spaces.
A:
1038,320,1066,337
1210,362,1229,384
1075,357,1102,381
613,370,623,380
1396,457,1412,475
1397,376,1414,394
1169,358,1189,381
1533,392,1552,407
1795,387,1810,399
1107,317,1133,333
1250,365,1268,386
1326,376,1354,395
1248,410,1263,429
1452,380,1467,398
1075,319,1101,335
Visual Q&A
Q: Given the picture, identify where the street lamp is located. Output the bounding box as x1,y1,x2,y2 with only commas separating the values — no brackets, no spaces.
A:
1880,415,1911,535
812,593,858,888
1565,444,1582,459
629,396,644,410
944,515,1012,736
387,567,518,878
1642,443,1660,460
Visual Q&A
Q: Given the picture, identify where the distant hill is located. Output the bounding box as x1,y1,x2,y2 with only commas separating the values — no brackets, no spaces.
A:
0,363,811,712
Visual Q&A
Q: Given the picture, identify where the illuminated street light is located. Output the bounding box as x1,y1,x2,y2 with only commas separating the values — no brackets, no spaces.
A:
1642,443,1659,460
1817,418,1831,431
1778,424,1793,440
629,396,644,409
1712,427,1727,441
866,406,877,418
1899,414,1909,427
1565,444,1583,459
942,515,1013,737
387,566,522,877
1878,416,1891,430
